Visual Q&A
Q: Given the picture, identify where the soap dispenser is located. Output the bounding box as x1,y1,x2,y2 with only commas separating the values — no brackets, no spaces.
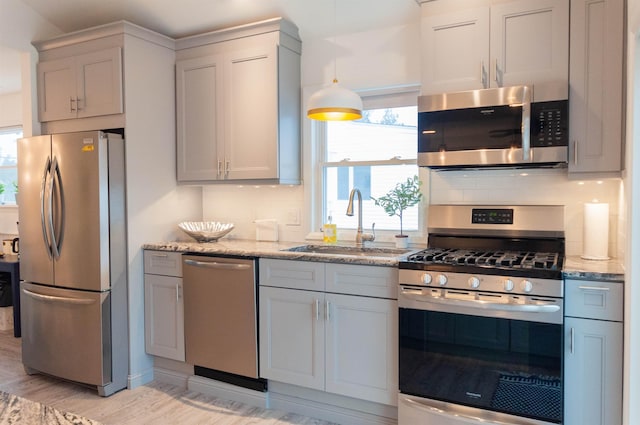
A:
323,215,337,244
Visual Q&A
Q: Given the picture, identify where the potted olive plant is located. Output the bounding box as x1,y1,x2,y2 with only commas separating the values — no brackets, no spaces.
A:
371,175,423,248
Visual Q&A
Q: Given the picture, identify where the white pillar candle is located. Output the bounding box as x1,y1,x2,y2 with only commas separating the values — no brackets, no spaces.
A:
581,202,610,260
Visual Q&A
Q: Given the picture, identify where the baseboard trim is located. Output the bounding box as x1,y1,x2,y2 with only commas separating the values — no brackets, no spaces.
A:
187,375,269,409
152,368,397,425
153,367,189,389
269,389,397,425
128,367,154,389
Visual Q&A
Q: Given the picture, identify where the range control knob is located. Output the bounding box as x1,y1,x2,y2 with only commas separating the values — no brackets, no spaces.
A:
421,273,433,285
503,279,515,291
437,274,448,286
521,280,533,293
468,276,480,289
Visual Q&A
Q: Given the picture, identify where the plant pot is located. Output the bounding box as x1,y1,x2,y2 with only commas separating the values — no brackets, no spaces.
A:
395,235,409,249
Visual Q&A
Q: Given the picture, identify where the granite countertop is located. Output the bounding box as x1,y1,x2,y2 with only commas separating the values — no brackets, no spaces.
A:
562,255,625,282
143,239,626,281
143,239,420,267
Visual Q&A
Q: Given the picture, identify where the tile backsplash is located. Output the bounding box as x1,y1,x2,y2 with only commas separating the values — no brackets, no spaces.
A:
428,168,623,258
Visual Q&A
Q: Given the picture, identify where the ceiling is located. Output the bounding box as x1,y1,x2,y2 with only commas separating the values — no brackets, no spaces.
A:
1,0,419,95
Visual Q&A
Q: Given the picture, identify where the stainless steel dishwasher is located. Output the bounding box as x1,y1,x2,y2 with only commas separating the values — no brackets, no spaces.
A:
182,254,262,388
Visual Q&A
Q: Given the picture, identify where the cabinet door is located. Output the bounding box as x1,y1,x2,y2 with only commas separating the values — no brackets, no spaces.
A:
569,0,624,174
421,8,490,94
564,317,622,425
259,286,324,390
325,293,398,405
224,44,279,180
176,54,225,181
490,0,569,88
144,274,185,361
38,57,77,122
76,47,123,118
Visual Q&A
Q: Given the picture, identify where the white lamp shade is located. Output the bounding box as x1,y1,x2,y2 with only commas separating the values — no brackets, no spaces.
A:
307,80,363,121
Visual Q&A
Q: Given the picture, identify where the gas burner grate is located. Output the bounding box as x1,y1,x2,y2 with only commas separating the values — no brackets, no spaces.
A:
406,248,562,271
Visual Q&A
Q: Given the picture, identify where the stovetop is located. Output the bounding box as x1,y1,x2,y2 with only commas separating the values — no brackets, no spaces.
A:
407,247,561,269
404,205,567,280
399,247,564,279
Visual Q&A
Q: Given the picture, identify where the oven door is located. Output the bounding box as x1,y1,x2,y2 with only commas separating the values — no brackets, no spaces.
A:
398,286,563,425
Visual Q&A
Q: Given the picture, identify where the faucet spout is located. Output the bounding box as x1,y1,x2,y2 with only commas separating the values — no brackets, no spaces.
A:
346,188,375,247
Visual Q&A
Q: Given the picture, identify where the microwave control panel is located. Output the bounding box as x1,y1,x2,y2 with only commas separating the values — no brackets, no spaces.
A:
531,100,568,147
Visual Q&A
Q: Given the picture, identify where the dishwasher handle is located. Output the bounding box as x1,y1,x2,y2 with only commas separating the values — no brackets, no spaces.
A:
184,259,251,270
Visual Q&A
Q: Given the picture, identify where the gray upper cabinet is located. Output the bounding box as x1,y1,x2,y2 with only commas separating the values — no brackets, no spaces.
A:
175,18,301,184
568,0,624,176
420,0,569,95
37,47,123,122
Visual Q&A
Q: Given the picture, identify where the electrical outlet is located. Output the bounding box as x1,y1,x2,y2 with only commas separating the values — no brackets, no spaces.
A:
286,208,301,226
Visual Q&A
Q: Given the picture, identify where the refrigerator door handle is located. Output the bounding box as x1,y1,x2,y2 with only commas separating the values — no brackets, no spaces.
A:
49,157,65,259
40,156,53,259
22,288,96,305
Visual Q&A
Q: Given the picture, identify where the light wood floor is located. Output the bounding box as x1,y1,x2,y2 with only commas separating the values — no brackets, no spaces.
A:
0,330,337,425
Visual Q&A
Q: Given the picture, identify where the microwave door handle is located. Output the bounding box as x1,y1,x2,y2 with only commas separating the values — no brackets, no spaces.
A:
521,93,531,161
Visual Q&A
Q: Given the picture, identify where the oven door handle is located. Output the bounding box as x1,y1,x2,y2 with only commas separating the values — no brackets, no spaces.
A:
400,290,560,313
400,396,517,425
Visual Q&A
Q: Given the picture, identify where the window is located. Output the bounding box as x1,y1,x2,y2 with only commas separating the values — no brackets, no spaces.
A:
0,127,20,205
319,90,420,234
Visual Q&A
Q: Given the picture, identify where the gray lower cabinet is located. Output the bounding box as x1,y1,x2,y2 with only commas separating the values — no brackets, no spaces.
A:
564,279,623,425
258,259,398,406
143,250,185,362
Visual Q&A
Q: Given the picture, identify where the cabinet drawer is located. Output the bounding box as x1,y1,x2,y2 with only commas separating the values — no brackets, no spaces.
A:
144,250,183,277
325,264,398,299
259,258,324,291
565,279,623,321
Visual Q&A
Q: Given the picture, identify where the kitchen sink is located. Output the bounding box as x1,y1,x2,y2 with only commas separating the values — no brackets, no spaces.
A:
283,244,412,257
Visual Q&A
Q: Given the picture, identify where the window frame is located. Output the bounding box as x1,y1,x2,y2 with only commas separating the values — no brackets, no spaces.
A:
311,85,425,242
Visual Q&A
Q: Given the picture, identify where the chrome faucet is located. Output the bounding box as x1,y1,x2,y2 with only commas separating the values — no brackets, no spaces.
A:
346,188,375,247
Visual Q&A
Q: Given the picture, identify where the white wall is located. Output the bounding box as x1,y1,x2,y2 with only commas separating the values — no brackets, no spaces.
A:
0,0,61,51
0,92,21,127
624,3,640,425
429,168,622,257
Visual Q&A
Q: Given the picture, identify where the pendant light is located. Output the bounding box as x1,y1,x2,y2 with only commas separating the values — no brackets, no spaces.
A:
307,0,362,121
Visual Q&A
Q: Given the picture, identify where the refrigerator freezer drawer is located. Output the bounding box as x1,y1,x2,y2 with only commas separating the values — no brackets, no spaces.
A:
20,282,111,387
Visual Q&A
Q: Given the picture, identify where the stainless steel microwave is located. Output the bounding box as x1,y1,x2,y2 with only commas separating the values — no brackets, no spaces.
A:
418,85,568,169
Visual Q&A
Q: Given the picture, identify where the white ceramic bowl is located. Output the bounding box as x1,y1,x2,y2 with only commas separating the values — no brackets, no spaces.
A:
178,221,234,242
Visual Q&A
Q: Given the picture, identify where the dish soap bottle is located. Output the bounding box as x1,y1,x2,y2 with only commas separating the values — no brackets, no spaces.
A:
323,215,337,244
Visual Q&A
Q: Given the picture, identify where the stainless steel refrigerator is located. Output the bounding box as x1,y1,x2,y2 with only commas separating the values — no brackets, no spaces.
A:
18,130,128,396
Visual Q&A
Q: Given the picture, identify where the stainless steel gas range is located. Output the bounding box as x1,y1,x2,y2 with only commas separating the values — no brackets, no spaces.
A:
398,205,565,425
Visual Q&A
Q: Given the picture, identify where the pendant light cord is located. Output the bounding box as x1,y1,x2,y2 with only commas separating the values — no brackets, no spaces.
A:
333,0,337,83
